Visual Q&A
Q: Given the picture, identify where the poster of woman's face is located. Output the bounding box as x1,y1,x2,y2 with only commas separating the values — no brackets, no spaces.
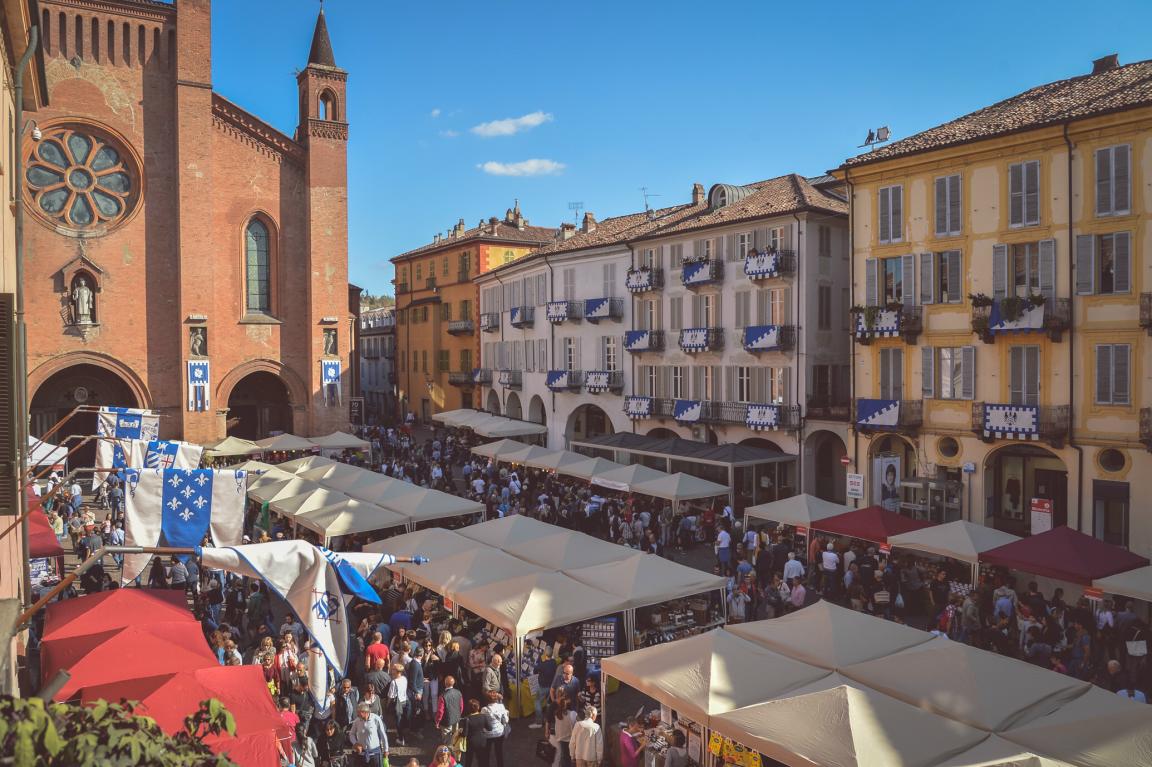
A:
873,454,901,512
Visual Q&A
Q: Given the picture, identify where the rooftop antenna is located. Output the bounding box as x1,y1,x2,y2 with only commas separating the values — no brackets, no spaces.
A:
639,187,661,213
859,126,892,151
567,201,584,225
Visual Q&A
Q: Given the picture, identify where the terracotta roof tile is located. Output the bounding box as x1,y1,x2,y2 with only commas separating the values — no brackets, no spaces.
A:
392,221,556,262
842,58,1152,168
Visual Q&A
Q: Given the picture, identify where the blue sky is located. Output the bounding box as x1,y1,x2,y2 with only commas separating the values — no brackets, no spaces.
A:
210,0,1152,296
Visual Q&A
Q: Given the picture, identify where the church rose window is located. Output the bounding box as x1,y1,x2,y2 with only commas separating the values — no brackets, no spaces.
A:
25,125,139,232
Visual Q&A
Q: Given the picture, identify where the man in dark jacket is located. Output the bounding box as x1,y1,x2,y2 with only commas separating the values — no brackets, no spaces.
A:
435,674,464,745
406,646,426,727
335,677,360,729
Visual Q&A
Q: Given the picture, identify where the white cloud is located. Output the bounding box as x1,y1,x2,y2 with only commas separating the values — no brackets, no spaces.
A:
478,159,566,177
470,111,553,137
439,129,460,138
430,108,441,118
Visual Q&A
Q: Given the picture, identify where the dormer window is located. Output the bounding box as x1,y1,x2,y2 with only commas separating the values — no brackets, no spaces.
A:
713,188,727,208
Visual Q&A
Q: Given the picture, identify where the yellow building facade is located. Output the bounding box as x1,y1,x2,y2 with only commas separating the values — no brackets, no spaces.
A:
392,208,551,422
838,56,1152,556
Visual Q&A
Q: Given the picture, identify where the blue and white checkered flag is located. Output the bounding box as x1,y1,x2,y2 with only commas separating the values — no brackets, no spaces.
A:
93,407,159,489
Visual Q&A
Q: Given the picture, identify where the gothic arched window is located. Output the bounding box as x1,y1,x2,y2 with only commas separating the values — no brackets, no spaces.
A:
245,218,271,313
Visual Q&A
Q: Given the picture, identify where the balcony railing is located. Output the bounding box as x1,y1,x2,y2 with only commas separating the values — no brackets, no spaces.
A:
458,269,471,284
471,368,492,385
498,369,522,389
680,258,723,287
623,396,800,429
679,327,724,353
743,249,796,280
480,312,500,332
383,346,395,359
546,300,582,324
972,402,1070,448
426,276,437,291
625,329,664,353
971,296,1070,343
585,370,623,394
1141,407,1152,451
447,319,475,335
546,370,583,392
854,398,923,434
584,297,624,323
447,371,475,387
1142,294,1152,336
742,324,795,353
806,400,851,421
626,267,664,293
509,306,535,328
396,282,410,295
853,306,920,345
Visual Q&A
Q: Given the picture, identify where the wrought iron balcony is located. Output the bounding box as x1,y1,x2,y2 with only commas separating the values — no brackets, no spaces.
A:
623,396,799,430
806,399,851,421
447,319,475,335
546,300,582,324
480,312,500,332
584,297,624,323
1141,407,1152,451
853,306,920,345
680,258,723,288
679,327,724,353
972,402,1070,449
1043,298,1071,341
625,329,664,353
447,371,475,387
853,399,923,434
396,282,410,295
970,296,1069,344
471,368,492,385
743,249,796,281
509,306,535,328
383,345,395,359
498,369,522,389
458,269,471,284
585,370,623,394
546,370,583,392
426,276,437,291
626,267,664,293
742,324,795,353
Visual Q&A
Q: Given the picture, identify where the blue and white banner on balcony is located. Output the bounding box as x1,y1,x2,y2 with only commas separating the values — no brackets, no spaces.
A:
855,310,901,338
499,370,516,386
743,325,782,351
626,269,654,292
625,396,652,419
680,328,710,353
982,403,1039,440
546,301,571,323
585,371,612,393
472,368,486,384
744,251,780,280
625,330,652,351
584,298,611,319
681,261,714,286
989,301,1045,334
546,370,570,391
674,399,702,423
746,404,780,431
856,398,900,428
510,306,525,325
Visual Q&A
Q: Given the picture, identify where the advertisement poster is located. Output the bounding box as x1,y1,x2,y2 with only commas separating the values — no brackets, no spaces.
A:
1030,497,1053,535
873,455,900,512
847,473,864,500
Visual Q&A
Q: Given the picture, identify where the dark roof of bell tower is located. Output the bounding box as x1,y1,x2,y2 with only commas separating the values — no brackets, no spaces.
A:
308,9,336,67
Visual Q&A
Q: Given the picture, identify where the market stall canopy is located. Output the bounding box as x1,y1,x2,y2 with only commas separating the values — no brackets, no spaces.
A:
630,472,729,503
268,487,353,517
28,436,67,466
297,463,366,485
726,601,932,668
841,638,1091,731
711,676,989,767
474,417,548,438
499,444,559,466
43,589,191,642
520,449,589,472
453,571,630,636
225,460,282,476
457,515,561,549
590,463,669,492
470,439,531,460
396,547,545,597
254,433,317,451
320,471,397,496
887,521,1021,566
276,455,338,473
363,528,476,573
348,478,426,506
935,736,1073,767
203,436,262,458
310,431,371,450
29,509,64,558
814,505,935,543
505,530,637,570
564,553,727,609
980,526,1150,585
745,494,851,529
247,476,323,505
1094,565,1152,603
557,456,626,481
601,629,831,726
432,408,485,427
382,486,483,525
293,499,407,539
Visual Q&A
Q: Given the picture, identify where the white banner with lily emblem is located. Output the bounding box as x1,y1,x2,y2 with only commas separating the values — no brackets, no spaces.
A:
983,404,1039,440
546,301,571,323
746,404,780,431
680,328,710,352
625,396,652,419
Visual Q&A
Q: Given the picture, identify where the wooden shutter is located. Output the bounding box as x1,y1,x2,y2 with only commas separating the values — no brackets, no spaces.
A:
921,346,935,398
725,365,737,401
1038,239,1056,298
901,253,916,307
948,175,961,235
879,348,891,399
891,186,903,241
1115,344,1130,405
754,227,769,250
1026,347,1039,406
574,338,582,371
878,187,891,243
713,293,723,328
1010,347,1023,404
670,297,683,331
655,244,665,269
1114,232,1131,294
693,239,705,260
780,367,791,404
725,233,738,262
735,291,750,328
935,177,948,236
1075,234,1095,295
961,346,975,400
920,253,935,304
992,244,1008,300
714,236,726,262
1096,344,1112,404
1009,163,1024,226
865,258,878,306
690,295,702,327
946,250,962,303
1114,145,1131,213
755,290,769,324
1024,161,1040,225
1096,148,1113,216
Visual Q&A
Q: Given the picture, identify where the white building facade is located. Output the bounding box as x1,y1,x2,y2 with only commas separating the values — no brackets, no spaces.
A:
359,307,396,424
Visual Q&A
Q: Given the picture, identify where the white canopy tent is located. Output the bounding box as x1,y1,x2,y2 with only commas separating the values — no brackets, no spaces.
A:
363,528,476,576
470,439,533,461
1094,564,1152,603
203,436,262,458
386,487,484,527
292,499,408,544
498,444,559,466
247,476,323,505
589,463,669,492
430,408,477,426
520,449,589,473
473,418,548,438
887,521,1022,566
276,455,338,473
556,456,626,481
395,548,546,597
309,431,371,451
29,436,66,468
505,531,639,570
629,472,729,504
297,463,366,485
268,487,353,518
254,434,317,452
456,515,559,549
744,494,851,529
452,571,630,637
564,554,727,611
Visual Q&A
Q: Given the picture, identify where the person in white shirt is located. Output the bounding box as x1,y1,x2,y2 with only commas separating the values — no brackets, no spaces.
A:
783,552,805,583
742,527,758,553
820,543,840,594
716,525,733,576
471,477,486,496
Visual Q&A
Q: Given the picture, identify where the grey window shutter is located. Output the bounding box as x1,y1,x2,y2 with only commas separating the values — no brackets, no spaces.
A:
1114,232,1131,294
691,295,702,327
946,250,963,303
961,346,975,400
1115,145,1131,213
880,349,891,399
1027,347,1039,405
692,366,704,399
714,294,723,328
711,366,723,401
1075,235,1095,295
655,245,664,269
948,175,962,235
756,290,769,324
920,252,935,304
1010,347,1023,404
921,346,935,398
725,365,737,401
781,367,791,404
891,186,903,241
780,287,792,324
878,188,891,243
693,239,705,259
893,348,903,400
1096,344,1112,404
992,244,1008,300
865,258,878,306
935,177,947,236
1096,148,1113,216
725,233,737,261
1038,239,1056,298
1009,163,1024,226
714,236,726,262
902,253,917,307
637,365,650,396
1025,161,1040,225
1115,344,1130,405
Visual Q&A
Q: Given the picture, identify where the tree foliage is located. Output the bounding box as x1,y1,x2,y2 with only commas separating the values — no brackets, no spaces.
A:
0,695,239,767
360,291,395,310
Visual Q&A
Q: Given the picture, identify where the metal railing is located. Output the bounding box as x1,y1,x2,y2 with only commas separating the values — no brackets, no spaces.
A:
447,371,474,386
806,401,850,421
447,319,475,335
499,369,523,388
742,324,795,353
971,402,1070,447
396,282,410,295
854,399,923,432
480,313,500,332
678,327,725,352
510,306,535,328
625,329,664,352
584,297,624,322
626,267,664,293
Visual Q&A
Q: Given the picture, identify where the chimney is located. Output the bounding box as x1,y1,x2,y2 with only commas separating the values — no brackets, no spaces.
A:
560,223,576,240
434,233,441,244
692,183,705,205
1092,54,1120,74
453,218,466,238
582,211,597,233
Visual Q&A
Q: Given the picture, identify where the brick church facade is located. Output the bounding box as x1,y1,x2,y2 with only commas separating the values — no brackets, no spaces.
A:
24,0,351,445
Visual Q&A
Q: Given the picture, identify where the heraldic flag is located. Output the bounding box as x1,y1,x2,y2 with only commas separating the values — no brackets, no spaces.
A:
200,541,397,706
93,406,160,488
121,468,247,584
127,439,205,470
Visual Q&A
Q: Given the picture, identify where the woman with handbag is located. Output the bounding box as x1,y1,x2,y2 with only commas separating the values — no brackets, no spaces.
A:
552,696,576,767
481,692,509,767
460,699,488,767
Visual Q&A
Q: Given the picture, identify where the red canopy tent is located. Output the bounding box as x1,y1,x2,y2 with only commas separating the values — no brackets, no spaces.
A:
813,505,935,544
42,589,191,641
980,525,1150,585
27,509,64,558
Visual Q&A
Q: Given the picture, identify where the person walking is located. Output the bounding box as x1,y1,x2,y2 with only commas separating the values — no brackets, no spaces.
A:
481,692,508,767
570,705,603,767
350,701,390,767
460,699,488,767
436,675,464,746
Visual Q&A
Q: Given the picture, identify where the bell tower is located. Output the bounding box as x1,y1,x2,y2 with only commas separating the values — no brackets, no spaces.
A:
297,6,350,433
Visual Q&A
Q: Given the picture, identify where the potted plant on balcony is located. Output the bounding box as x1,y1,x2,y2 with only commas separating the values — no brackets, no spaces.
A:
968,293,993,342
849,305,880,344
999,296,1026,323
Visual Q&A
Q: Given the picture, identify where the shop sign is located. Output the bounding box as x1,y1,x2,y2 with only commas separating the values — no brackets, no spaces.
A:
1030,497,1053,535
846,473,864,500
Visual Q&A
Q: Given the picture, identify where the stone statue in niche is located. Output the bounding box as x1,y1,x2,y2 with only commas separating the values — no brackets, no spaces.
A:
72,277,94,325
323,328,338,356
189,326,207,357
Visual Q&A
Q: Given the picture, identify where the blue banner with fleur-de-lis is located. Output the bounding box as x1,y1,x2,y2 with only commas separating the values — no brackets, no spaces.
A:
321,360,342,406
